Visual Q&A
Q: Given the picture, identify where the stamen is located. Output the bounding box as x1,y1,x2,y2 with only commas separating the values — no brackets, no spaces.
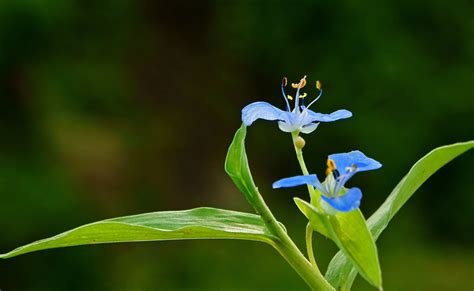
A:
344,164,357,174
333,164,358,195
291,77,307,89
327,158,336,170
316,80,321,91
333,171,354,195
294,76,307,110
325,158,337,176
302,78,307,87
299,92,307,107
306,86,323,109
325,168,331,176
281,77,291,111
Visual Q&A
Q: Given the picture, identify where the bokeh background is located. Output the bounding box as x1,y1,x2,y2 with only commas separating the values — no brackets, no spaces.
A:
1,0,473,290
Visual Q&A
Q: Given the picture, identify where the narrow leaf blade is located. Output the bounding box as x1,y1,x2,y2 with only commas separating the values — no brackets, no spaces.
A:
328,209,381,288
225,124,260,208
0,207,277,259
326,141,474,290
295,198,382,288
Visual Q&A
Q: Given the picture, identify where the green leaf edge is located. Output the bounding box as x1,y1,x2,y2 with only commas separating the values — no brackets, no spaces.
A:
224,123,260,209
0,207,278,259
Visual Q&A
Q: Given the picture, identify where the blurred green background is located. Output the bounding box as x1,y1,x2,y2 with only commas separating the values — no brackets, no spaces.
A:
0,0,473,290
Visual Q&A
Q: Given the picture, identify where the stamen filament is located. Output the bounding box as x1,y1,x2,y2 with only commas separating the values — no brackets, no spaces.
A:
306,89,323,109
281,77,291,111
294,76,307,111
333,167,356,195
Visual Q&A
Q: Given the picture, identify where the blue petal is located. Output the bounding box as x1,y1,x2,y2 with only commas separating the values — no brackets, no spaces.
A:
297,109,318,128
300,122,319,134
278,121,298,133
241,102,286,126
307,109,352,122
272,174,324,191
320,187,362,212
329,150,382,172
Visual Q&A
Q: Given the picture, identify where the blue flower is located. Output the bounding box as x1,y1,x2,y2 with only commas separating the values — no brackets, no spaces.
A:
241,76,352,134
273,151,382,213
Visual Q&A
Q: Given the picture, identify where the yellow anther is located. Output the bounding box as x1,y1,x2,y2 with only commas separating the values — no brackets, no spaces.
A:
344,164,357,173
287,95,293,100
316,80,322,91
291,76,307,89
325,168,332,176
301,78,307,88
282,77,288,87
326,159,336,176
299,92,307,98
327,159,336,170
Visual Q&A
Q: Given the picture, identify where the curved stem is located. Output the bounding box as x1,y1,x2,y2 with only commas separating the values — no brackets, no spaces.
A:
291,132,321,204
291,131,327,278
252,191,334,290
306,222,319,270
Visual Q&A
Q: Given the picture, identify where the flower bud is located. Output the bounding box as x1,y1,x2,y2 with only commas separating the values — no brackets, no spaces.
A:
295,136,306,149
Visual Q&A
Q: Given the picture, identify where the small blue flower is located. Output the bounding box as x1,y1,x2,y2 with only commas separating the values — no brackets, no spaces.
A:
273,151,381,213
242,76,352,134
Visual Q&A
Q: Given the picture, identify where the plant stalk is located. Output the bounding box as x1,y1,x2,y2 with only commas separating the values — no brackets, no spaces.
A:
291,132,321,203
306,222,319,270
290,131,327,280
252,190,334,290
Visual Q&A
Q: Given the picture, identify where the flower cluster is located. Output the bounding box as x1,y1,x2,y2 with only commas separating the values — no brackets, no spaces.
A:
241,76,381,213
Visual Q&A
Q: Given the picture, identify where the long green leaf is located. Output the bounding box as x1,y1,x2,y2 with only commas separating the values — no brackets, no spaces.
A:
0,207,278,259
295,198,381,289
225,125,338,291
224,123,260,209
325,141,474,290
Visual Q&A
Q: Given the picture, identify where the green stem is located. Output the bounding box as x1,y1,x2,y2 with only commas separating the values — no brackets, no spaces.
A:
252,191,334,290
306,222,319,270
291,131,327,278
291,132,321,204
